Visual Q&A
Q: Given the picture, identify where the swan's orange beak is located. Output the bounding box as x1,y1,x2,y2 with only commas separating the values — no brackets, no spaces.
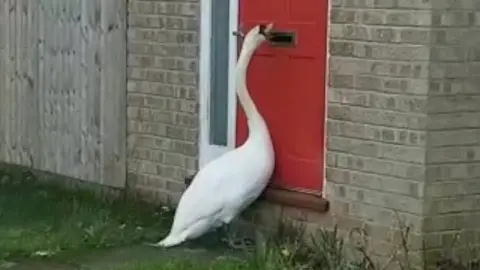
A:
263,23,275,40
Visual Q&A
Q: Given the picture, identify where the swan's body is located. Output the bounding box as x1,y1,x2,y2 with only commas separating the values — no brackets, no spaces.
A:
150,24,276,248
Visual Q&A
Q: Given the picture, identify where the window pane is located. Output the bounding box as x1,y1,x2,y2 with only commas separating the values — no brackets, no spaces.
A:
209,0,230,146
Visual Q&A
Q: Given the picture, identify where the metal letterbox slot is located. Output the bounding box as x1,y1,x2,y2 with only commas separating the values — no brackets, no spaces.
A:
269,31,296,47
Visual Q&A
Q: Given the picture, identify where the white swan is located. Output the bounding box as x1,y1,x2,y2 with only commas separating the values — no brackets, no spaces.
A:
151,23,276,248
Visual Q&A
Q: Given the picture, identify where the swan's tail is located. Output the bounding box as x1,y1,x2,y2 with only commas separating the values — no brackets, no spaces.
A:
146,233,186,248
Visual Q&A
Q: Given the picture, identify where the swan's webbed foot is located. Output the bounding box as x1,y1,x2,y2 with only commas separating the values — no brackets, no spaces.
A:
220,224,254,251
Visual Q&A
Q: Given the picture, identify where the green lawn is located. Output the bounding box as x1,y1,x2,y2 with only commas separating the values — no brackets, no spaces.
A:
0,168,378,270
0,169,174,262
112,259,250,270
1,167,451,270
0,167,339,270
0,168,253,270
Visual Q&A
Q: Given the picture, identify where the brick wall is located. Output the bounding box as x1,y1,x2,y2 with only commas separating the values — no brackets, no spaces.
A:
424,0,480,262
324,0,431,266
126,0,200,204
325,0,480,266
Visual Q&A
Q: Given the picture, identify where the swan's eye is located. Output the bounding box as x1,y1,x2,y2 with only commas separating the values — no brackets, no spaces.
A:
258,25,266,36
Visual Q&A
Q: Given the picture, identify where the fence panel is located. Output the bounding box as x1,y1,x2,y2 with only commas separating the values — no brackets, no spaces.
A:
0,0,127,188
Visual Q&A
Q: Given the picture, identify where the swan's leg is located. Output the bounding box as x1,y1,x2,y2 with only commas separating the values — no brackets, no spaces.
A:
220,222,253,251
218,209,250,250
221,222,238,248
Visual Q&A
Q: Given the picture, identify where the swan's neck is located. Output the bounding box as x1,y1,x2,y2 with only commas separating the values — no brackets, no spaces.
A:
235,44,266,133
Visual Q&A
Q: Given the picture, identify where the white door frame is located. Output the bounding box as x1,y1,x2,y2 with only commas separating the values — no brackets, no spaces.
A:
199,0,240,168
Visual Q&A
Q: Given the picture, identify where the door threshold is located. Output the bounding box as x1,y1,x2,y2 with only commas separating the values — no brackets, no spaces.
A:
184,174,329,213
260,187,329,213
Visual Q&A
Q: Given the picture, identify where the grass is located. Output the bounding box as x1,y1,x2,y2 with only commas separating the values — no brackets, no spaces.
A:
113,258,249,270
103,220,375,270
0,167,378,270
111,222,374,270
0,168,173,261
0,167,417,270
0,167,477,270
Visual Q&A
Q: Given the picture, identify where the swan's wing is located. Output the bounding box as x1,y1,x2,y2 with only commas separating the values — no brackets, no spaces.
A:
168,147,258,235
168,164,233,235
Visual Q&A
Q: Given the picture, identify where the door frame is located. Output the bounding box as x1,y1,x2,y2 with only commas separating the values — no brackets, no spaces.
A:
199,0,330,198
199,0,239,168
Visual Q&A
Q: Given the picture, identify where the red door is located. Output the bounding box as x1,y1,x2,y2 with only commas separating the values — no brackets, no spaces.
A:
236,0,328,192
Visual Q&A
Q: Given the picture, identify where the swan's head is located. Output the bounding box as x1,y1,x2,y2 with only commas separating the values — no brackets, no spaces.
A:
243,23,274,49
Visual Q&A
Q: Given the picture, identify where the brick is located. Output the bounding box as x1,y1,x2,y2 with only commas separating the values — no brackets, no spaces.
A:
427,129,480,147
329,88,428,112
128,120,167,137
427,79,469,96
372,28,398,43
431,0,477,10
127,81,197,100
127,106,175,124
329,41,354,57
340,0,376,8
328,120,427,146
399,28,432,45
373,0,396,9
130,1,198,17
327,104,428,129
327,151,425,181
166,180,185,193
128,42,197,58
365,44,430,61
128,54,197,72
423,215,459,232
328,136,425,163
333,60,429,79
360,10,385,25
363,223,391,241
396,0,431,9
427,95,480,113
344,200,423,231
385,11,432,26
155,164,179,179
335,184,424,214
326,167,424,198
430,46,467,62
330,9,358,24
163,152,187,167
128,14,198,31
429,62,469,79
130,147,165,163
426,180,480,198
131,160,159,176
128,67,197,85
428,112,480,130
433,199,480,218
426,163,480,181
427,146,480,163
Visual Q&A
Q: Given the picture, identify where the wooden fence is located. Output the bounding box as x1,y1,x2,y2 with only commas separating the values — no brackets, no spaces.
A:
0,0,127,188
